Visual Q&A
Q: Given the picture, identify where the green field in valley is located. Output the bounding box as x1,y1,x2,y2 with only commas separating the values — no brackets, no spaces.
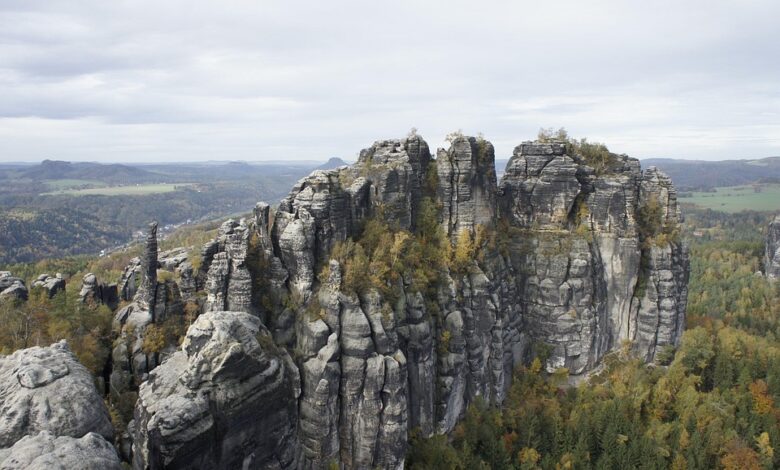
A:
43,183,192,196
681,183,780,212
42,179,108,191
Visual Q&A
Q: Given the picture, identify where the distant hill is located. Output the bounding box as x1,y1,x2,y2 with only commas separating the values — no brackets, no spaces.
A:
0,158,339,264
21,160,162,184
642,156,780,190
316,157,349,170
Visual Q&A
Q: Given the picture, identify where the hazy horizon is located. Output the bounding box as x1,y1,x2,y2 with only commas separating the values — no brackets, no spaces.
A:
2,1,779,163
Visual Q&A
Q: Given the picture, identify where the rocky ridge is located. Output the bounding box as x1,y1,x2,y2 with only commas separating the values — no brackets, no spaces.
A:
0,132,692,469
124,134,690,469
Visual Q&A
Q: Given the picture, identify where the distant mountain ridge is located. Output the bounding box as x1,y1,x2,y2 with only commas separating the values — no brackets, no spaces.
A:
642,156,780,190
22,160,162,184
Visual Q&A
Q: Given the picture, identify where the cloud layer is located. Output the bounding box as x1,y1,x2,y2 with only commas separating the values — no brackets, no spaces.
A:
1,0,779,162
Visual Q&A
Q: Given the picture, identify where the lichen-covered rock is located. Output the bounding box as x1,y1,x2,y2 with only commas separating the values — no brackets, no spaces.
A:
132,311,299,470
0,431,121,470
0,341,114,450
766,215,780,280
0,272,27,302
30,274,65,299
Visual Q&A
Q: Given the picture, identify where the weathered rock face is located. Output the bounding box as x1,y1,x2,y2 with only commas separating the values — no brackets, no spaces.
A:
119,257,142,302
30,274,65,299
155,134,688,469
0,272,28,302
132,311,299,470
354,135,432,231
498,145,688,371
437,135,497,237
79,273,119,310
0,431,121,470
137,222,159,311
766,215,780,280
0,341,114,451
158,247,198,301
201,220,253,314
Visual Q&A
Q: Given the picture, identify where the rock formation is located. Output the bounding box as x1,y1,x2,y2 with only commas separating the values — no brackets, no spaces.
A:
79,273,119,310
30,274,65,299
160,133,688,468
158,247,198,301
111,222,184,397
137,222,159,311
118,257,142,302
201,220,253,314
0,272,28,302
132,311,299,470
766,215,780,280
0,341,114,451
437,135,497,237
0,431,121,470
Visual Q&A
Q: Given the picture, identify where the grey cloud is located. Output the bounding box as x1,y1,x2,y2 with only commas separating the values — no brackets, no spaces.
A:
0,0,779,162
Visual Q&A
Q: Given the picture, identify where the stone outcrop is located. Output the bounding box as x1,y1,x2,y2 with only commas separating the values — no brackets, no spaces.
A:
137,222,159,311
79,273,119,310
0,431,121,470
117,133,689,469
118,257,142,302
437,135,497,237
201,220,253,314
111,222,184,397
0,341,114,452
132,311,299,470
0,272,28,302
30,274,65,299
766,215,780,280
158,247,198,300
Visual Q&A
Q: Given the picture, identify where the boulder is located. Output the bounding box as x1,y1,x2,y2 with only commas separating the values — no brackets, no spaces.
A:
0,341,113,450
132,311,299,470
0,431,121,470
0,272,27,302
30,274,65,299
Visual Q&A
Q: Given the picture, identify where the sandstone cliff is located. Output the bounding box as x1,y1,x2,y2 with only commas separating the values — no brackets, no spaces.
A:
129,133,689,469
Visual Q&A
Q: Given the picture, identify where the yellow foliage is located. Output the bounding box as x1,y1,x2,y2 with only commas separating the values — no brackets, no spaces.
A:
142,324,167,354
518,447,540,465
749,379,774,415
451,229,476,273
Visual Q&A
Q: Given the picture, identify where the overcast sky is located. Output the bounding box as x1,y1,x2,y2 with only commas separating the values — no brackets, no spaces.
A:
1,0,779,163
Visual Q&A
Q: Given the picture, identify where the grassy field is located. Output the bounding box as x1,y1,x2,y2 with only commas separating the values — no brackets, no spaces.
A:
43,183,192,196
43,179,108,191
681,183,780,212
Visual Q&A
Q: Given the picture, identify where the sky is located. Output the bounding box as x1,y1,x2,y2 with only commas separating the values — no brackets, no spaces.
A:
1,0,779,163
